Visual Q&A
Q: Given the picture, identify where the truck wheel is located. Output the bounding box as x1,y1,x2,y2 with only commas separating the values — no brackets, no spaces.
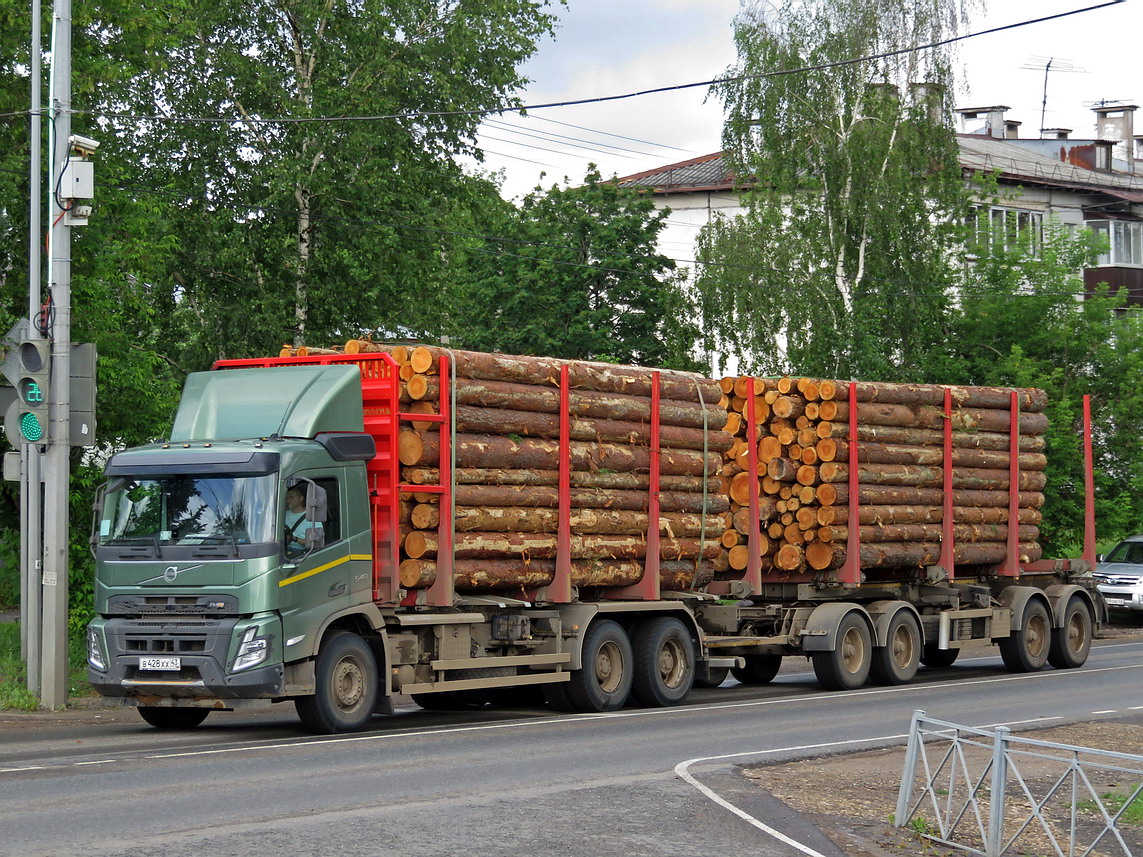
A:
632,617,695,707
999,599,1050,673
731,655,782,685
811,611,871,690
566,620,633,712
694,666,731,688
869,611,920,686
1048,596,1093,669
295,631,378,733
137,707,210,730
920,645,959,668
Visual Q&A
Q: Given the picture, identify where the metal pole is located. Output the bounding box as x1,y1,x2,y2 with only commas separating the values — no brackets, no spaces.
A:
987,725,1010,857
40,0,70,709
894,709,926,827
23,0,44,696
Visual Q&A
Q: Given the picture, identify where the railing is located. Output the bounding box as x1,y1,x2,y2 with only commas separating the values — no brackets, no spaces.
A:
895,709,1143,856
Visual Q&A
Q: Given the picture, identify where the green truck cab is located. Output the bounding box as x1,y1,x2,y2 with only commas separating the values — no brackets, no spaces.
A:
87,364,377,728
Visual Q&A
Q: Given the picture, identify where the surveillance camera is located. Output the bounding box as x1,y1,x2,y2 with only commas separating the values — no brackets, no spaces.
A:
68,134,100,156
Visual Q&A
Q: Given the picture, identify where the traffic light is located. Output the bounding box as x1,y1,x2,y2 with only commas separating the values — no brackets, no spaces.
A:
10,340,50,443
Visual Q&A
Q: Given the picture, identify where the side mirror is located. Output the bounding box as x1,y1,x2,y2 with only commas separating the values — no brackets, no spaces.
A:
306,482,328,523
1097,554,1105,563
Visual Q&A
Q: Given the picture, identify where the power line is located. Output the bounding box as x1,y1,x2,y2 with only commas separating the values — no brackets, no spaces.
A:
74,1,1126,128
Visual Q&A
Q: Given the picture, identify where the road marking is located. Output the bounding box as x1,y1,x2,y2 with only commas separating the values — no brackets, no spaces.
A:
1092,709,1119,715
2,662,1140,774
672,714,1062,857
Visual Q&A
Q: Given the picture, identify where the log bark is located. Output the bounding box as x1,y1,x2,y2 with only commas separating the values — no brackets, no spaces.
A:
410,504,726,537
399,430,721,475
400,375,728,431
804,540,1044,571
821,422,1046,452
838,381,1048,412
827,440,1047,471
401,467,717,494
403,530,723,561
827,401,1048,434
450,404,734,452
819,504,1042,526
403,346,723,402
818,462,1047,492
822,483,1046,509
817,523,1040,544
398,558,717,591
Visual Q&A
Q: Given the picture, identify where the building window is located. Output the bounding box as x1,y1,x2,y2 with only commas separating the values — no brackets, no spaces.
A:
1088,220,1143,267
969,206,1043,255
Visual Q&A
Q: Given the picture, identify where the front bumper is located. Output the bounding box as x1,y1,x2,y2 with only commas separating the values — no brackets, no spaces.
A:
1097,586,1143,612
88,617,284,699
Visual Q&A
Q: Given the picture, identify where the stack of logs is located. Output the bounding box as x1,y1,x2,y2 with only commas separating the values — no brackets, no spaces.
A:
717,377,1048,579
338,342,735,593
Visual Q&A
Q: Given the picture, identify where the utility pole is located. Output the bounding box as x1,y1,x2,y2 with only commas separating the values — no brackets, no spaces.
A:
41,0,72,708
22,0,44,695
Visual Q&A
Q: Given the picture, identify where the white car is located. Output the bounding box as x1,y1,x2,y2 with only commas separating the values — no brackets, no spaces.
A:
1094,536,1143,613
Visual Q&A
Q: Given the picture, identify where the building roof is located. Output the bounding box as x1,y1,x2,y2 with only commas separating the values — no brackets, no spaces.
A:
616,136,1143,201
615,152,738,193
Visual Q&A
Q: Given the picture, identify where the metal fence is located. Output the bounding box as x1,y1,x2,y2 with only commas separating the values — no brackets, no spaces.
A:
894,709,1143,857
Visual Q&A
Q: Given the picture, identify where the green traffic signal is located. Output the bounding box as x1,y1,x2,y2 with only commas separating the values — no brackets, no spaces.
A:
18,411,43,442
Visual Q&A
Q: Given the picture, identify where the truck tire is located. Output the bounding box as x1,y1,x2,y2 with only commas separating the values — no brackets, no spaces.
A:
999,599,1050,673
920,645,959,668
869,611,920,686
694,666,730,688
731,655,782,685
632,617,695,707
566,619,633,712
811,611,872,690
1047,596,1093,669
295,631,378,733
137,707,210,730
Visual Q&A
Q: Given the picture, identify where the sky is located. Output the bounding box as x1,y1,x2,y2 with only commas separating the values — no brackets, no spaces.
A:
472,0,1140,201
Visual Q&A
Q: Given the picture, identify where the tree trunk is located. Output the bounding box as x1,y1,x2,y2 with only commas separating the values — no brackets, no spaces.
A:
409,504,726,537
827,401,1048,434
818,462,1047,492
402,530,723,561
825,439,1046,471
398,430,721,475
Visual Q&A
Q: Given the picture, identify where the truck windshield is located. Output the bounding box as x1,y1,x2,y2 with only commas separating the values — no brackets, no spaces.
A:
98,474,277,547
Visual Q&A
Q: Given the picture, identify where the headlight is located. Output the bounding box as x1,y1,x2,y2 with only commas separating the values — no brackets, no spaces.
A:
87,626,107,672
232,625,271,672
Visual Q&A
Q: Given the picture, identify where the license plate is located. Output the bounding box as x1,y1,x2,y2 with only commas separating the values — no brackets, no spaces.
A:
139,656,181,671
1105,598,1127,607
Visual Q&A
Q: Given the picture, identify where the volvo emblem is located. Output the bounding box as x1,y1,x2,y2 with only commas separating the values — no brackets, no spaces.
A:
163,566,179,583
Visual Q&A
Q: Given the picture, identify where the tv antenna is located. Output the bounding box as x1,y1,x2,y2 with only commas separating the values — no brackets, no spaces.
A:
1019,56,1085,135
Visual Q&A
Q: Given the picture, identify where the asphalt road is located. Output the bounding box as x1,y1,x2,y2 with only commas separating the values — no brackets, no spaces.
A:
3,637,1143,857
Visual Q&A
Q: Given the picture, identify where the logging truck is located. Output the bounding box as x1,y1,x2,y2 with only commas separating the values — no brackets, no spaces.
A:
86,346,1105,732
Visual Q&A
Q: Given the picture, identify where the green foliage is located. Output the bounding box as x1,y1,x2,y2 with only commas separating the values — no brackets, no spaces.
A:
0,623,39,709
941,222,1143,551
696,0,976,378
456,168,703,370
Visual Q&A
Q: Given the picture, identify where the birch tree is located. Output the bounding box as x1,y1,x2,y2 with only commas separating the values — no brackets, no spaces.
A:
695,0,977,378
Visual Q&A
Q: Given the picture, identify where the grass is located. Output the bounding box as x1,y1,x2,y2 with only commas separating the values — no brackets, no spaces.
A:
1079,790,1143,826
0,619,98,710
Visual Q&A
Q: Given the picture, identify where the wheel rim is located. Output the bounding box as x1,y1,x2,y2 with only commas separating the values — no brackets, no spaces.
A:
657,637,687,689
841,626,866,675
595,640,623,693
1026,613,1048,659
332,655,366,713
891,623,916,670
1066,609,1089,655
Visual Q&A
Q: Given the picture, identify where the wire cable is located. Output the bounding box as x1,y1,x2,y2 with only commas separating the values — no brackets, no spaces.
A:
75,2,1126,127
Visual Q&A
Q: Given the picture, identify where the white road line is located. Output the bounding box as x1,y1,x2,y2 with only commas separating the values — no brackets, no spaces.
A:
672,715,1061,857
1092,709,1119,715
3,662,1141,774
